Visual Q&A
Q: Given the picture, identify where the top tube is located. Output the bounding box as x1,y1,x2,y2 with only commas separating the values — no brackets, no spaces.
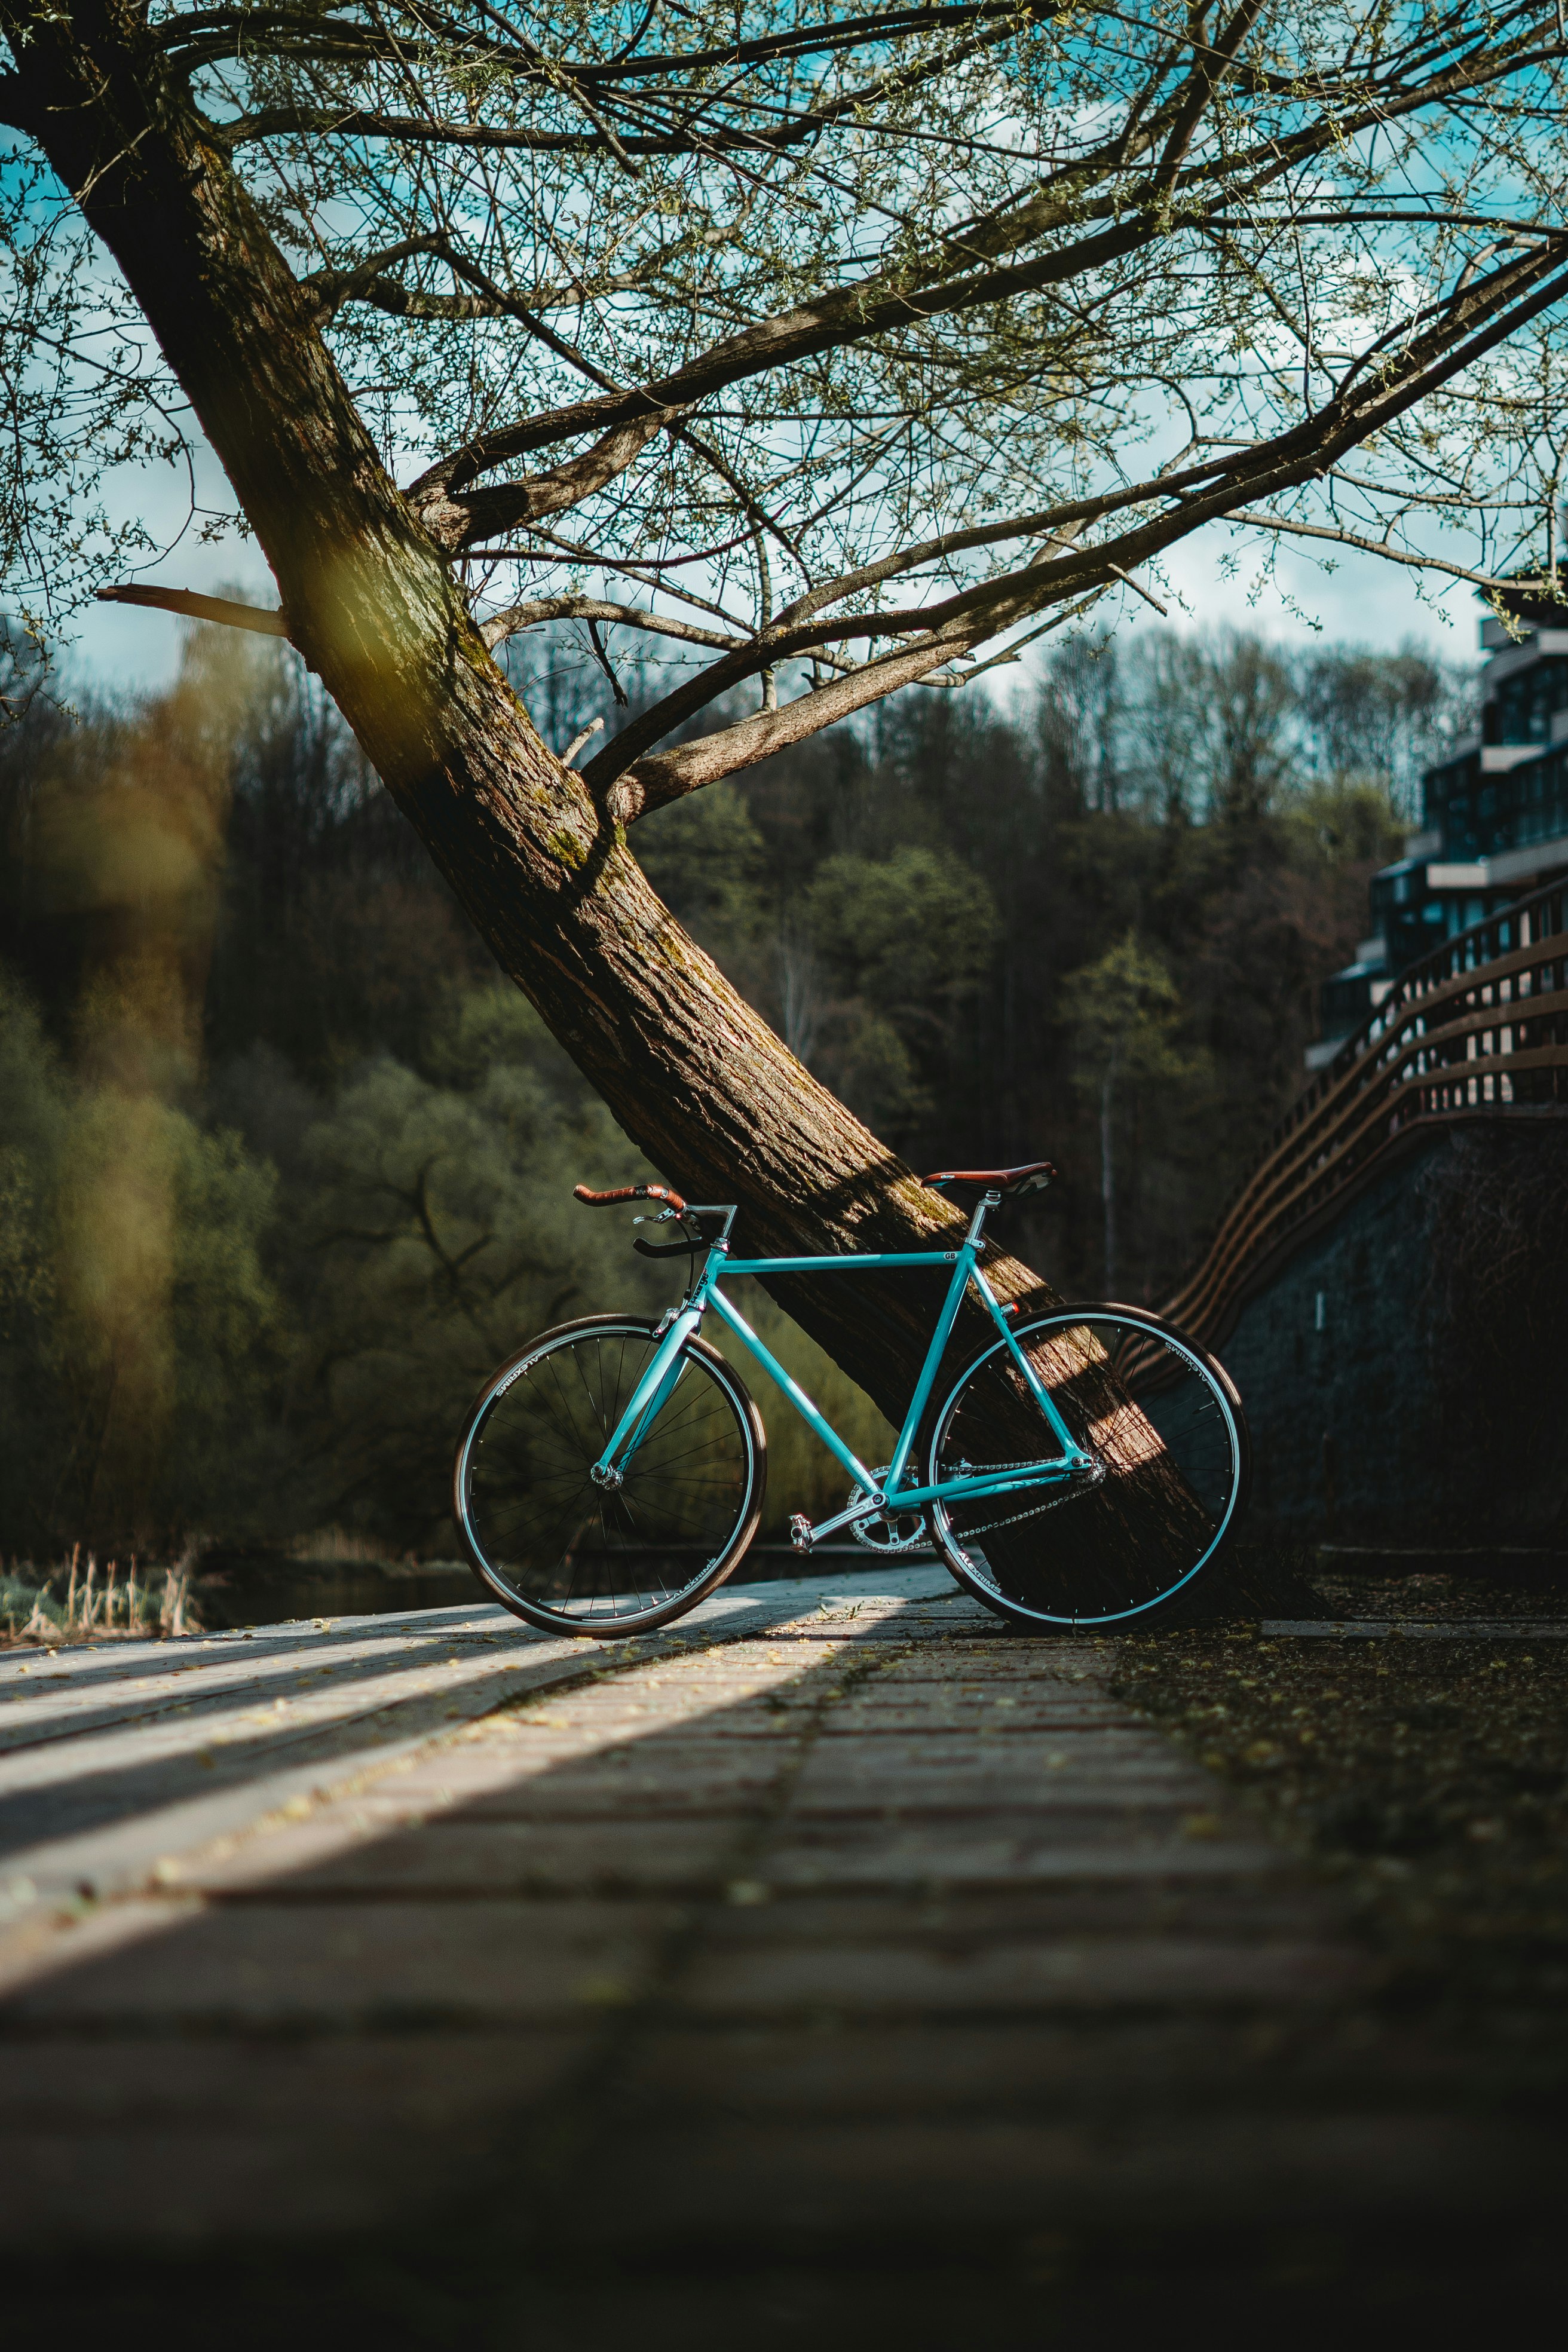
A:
669,1184,1000,1277
720,1251,964,1275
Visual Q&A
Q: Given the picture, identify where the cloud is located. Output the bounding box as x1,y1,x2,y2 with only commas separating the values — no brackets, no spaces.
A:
1153,519,1479,656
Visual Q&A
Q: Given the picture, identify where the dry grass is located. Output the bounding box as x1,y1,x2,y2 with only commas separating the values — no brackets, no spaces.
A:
0,1544,200,1644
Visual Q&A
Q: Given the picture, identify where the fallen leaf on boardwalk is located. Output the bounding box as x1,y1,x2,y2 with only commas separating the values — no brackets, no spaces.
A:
1110,1592,1568,2026
1181,1814,1223,1839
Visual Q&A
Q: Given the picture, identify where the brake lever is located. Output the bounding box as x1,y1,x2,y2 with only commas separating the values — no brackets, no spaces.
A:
633,1235,697,1259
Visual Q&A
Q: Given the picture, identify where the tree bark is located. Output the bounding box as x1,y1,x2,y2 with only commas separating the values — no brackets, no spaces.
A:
4,0,1213,1603
1100,1061,1117,1297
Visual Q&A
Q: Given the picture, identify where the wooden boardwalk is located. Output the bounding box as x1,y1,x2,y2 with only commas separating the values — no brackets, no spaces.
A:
1,1567,1560,2332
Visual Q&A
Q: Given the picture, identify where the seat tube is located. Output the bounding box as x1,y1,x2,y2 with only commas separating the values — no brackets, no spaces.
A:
886,1244,978,1487
888,1191,997,1485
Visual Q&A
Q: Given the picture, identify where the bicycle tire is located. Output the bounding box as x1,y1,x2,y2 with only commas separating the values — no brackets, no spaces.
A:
454,1313,766,1637
926,1303,1249,1630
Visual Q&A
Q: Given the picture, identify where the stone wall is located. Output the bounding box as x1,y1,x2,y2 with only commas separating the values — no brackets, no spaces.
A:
1218,1124,1568,1545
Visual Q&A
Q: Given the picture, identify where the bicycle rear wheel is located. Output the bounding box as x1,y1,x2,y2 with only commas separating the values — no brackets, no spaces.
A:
455,1314,765,1636
927,1305,1248,1630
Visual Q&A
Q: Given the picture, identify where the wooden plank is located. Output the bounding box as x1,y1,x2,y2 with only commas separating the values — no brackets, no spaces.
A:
1,1564,1548,2270
0,1571,966,1921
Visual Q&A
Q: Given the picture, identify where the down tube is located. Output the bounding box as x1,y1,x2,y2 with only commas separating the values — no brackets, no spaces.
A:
704,1287,876,1491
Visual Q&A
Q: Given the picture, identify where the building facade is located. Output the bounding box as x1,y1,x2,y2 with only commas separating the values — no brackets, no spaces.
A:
1311,589,1568,1067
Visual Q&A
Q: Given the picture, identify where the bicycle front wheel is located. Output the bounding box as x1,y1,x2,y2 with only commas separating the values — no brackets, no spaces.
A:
455,1315,765,1637
927,1305,1248,1630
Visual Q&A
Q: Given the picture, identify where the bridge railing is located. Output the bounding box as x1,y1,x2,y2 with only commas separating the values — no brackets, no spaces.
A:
1164,873,1568,1351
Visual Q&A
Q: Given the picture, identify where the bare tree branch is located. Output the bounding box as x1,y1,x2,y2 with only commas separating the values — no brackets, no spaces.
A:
479,596,743,653
405,24,1550,499
583,231,1568,804
94,583,289,635
1226,509,1557,596
600,626,981,822
415,408,687,550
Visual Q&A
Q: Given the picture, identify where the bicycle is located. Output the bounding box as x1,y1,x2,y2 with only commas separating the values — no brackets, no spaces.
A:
452,1161,1250,1638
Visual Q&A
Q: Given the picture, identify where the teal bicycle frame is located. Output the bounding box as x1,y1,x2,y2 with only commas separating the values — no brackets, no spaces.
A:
590,1195,1095,1547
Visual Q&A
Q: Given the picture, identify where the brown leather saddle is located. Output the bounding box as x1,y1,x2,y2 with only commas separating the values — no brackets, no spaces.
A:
924,1160,1056,1198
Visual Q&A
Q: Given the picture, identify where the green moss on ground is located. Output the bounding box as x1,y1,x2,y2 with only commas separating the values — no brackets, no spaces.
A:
1113,1588,1568,2044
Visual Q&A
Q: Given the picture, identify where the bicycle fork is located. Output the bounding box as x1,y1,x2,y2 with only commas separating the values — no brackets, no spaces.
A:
590,1305,701,1489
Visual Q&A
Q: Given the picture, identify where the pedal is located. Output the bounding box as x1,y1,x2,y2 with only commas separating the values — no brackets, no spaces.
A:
788,1514,814,1553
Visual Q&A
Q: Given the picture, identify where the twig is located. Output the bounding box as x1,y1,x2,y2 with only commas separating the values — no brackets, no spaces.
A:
586,617,629,705
1107,563,1169,616
562,715,606,765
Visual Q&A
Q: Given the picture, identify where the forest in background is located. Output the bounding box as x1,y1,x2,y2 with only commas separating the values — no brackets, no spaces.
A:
0,616,1468,1564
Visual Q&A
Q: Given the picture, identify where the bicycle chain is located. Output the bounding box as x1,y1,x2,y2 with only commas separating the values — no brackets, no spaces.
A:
951,1466,1104,1542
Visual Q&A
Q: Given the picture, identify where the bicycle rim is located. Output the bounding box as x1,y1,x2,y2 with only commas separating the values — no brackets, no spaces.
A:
455,1316,764,1636
927,1306,1247,1628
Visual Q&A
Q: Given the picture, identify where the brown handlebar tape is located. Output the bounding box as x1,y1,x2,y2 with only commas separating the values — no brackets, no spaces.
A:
572,1181,690,1216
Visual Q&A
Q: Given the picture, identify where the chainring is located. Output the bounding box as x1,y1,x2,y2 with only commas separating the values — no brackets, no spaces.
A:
847,1466,931,1555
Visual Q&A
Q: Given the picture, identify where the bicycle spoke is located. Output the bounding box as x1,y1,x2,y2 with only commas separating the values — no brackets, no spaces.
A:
928,1309,1244,1628
459,1320,758,1633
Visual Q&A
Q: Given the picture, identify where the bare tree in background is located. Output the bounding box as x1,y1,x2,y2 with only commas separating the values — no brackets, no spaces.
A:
2,0,1568,1451
1061,932,1202,1296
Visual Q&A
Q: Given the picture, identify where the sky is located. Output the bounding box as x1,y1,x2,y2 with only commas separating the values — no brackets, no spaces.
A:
69,436,1484,702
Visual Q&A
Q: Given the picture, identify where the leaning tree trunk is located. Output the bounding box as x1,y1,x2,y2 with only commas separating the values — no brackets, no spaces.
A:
5,0,1210,1604
1100,1061,1118,1296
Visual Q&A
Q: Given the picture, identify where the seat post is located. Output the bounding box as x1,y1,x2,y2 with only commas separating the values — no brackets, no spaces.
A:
964,1189,1003,1248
